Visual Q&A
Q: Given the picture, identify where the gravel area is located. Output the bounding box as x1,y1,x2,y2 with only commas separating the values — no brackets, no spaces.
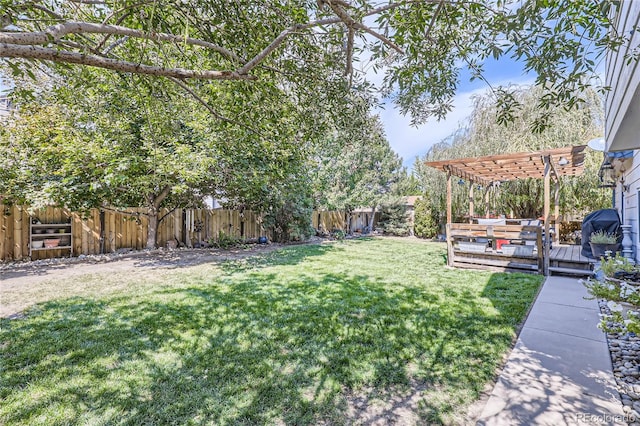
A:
599,299,640,425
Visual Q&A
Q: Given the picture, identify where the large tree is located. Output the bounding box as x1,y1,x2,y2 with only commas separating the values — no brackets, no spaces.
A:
0,1,627,247
0,1,626,128
315,113,404,232
414,85,609,226
0,74,227,248
1,44,359,245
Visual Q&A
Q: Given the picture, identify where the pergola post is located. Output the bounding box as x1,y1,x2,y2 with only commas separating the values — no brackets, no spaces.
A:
543,156,551,276
484,186,491,218
468,183,475,223
446,170,453,266
554,181,561,244
446,170,452,225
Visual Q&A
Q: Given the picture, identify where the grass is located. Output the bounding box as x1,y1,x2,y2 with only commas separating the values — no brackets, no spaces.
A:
0,238,542,425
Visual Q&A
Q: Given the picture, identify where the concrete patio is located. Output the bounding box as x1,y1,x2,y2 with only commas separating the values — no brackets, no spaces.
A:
477,276,626,425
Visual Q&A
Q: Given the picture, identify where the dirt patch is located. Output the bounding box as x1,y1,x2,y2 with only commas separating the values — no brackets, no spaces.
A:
0,242,295,318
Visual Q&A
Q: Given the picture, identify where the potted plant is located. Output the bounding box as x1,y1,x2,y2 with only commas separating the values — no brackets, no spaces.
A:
589,229,620,258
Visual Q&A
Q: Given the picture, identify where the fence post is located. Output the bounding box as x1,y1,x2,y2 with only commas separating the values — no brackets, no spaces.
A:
13,205,23,260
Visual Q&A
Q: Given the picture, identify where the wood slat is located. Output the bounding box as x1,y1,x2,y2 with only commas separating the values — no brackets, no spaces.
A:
2,207,360,260
425,145,586,184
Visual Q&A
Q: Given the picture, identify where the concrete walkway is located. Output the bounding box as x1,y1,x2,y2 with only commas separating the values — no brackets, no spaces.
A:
477,276,625,425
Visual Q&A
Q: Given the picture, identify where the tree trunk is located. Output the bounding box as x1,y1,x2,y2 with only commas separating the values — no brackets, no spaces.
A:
147,207,159,249
368,206,376,233
145,186,172,249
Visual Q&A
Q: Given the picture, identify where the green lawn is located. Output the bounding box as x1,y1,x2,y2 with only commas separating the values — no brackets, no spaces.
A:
0,238,542,425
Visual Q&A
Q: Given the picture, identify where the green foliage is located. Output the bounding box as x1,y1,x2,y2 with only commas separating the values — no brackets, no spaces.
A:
331,229,346,240
210,231,243,250
582,277,640,337
378,198,410,236
583,256,640,336
599,254,638,278
413,196,438,239
315,112,406,218
1,33,354,246
0,2,625,247
1,1,624,129
590,230,619,244
261,181,315,243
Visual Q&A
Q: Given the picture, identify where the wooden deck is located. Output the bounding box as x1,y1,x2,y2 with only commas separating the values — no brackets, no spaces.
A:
447,223,596,276
548,244,596,276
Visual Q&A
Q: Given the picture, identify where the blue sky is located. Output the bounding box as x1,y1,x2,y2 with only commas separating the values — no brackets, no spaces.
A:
377,56,534,170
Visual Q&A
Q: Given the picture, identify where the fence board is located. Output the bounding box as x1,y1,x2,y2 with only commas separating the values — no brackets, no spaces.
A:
73,212,82,256
136,209,142,250
0,208,8,260
130,213,138,249
92,209,100,254
1,206,349,261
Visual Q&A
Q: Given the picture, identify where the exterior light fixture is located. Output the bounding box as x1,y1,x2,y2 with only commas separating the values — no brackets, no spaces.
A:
598,160,616,188
458,179,465,185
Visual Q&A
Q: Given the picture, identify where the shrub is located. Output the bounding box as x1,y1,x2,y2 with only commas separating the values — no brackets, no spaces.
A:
413,196,438,239
599,253,637,278
332,229,345,240
210,231,243,249
263,199,314,243
378,198,410,236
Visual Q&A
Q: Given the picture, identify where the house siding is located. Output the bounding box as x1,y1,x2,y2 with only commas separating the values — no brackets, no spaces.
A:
606,1,640,261
607,1,640,152
621,161,640,259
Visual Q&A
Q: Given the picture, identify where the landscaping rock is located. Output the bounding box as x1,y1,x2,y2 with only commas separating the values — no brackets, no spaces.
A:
599,299,640,425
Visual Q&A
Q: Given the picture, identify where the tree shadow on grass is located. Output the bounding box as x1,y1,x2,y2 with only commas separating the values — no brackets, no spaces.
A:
1,269,536,425
219,243,342,274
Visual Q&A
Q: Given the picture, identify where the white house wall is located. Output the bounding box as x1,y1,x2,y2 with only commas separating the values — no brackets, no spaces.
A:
619,153,640,260
606,0,640,152
606,1,640,261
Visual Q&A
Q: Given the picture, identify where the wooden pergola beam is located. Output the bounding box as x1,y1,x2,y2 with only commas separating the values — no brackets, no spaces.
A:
425,145,586,184
445,164,492,186
469,183,474,223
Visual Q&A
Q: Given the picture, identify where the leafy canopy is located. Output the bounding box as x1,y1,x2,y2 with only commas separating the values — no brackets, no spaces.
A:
0,1,626,127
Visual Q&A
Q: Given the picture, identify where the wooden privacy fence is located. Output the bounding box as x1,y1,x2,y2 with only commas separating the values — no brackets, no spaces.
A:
1,206,350,261
312,210,346,232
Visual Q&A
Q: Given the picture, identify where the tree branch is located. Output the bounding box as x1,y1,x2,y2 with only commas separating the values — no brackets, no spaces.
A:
327,1,404,54
168,77,268,138
352,22,404,54
238,1,419,74
0,44,254,80
0,21,239,61
346,26,354,84
153,185,172,209
237,27,296,74
424,0,445,40
3,1,436,80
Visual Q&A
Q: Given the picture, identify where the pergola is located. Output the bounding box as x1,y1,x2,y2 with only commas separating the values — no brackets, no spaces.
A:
425,145,587,274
